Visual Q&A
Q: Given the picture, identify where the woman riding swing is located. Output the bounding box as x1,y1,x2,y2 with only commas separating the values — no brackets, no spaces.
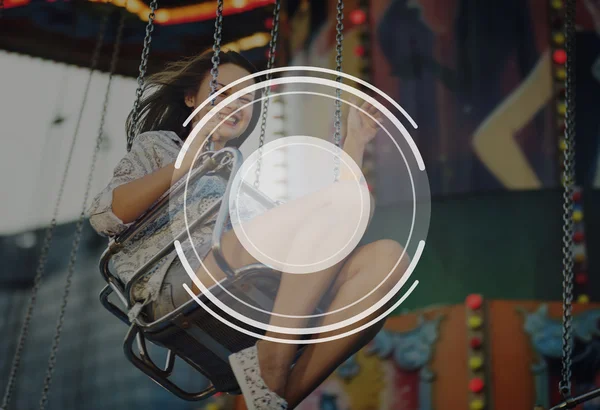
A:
88,49,408,410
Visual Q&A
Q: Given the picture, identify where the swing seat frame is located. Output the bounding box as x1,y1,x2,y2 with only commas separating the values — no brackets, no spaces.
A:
98,148,301,401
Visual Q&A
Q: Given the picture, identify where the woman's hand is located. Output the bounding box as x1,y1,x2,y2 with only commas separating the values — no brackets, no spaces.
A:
186,115,222,156
345,99,384,147
174,115,222,181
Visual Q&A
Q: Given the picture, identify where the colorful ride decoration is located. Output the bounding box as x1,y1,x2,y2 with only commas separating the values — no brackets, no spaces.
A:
521,304,600,409
295,314,444,410
234,300,600,410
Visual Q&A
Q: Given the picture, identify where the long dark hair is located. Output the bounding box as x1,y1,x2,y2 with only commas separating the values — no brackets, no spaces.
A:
126,49,261,149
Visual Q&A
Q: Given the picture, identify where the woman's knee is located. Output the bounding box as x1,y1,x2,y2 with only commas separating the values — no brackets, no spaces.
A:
361,239,409,293
331,240,406,290
326,182,370,214
373,239,408,261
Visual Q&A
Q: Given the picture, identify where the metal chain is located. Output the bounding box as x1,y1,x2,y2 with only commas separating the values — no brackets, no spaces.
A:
203,0,224,153
559,0,576,400
333,0,344,181
0,13,110,410
254,0,281,188
127,0,158,151
38,9,127,409
209,0,224,102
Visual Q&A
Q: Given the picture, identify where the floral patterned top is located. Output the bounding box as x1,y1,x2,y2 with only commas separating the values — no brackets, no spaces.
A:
87,130,231,303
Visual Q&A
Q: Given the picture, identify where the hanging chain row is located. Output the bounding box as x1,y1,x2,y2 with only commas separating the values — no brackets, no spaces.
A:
254,0,281,188
39,7,127,409
559,0,576,400
127,0,158,151
332,0,344,181
0,12,110,410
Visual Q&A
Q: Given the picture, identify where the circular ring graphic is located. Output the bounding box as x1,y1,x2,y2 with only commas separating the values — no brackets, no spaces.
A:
172,66,430,343
175,91,406,321
180,90,417,324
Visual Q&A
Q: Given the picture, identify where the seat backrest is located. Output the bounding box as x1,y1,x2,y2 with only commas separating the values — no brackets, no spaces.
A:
99,149,243,309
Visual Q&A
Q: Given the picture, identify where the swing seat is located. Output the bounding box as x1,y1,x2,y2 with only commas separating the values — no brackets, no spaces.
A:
98,148,304,401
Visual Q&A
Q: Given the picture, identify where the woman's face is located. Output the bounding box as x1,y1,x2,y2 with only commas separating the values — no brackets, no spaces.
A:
185,63,255,143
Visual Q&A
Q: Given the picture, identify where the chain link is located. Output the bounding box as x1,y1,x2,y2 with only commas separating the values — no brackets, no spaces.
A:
559,0,576,400
209,0,224,102
254,0,281,188
38,9,127,408
127,0,158,151
0,13,110,410
332,0,344,181
202,0,225,153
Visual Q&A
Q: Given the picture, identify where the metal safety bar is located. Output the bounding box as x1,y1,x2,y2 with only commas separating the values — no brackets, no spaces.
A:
123,324,217,401
547,387,600,410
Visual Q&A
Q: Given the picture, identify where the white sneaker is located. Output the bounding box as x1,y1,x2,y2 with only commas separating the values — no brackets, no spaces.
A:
229,344,288,410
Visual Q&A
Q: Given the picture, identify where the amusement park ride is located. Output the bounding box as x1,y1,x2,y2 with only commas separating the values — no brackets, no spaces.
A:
0,1,599,410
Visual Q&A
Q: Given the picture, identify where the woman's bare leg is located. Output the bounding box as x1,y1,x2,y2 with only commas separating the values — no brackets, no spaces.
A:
199,211,357,395
198,236,407,406
192,181,359,291
248,210,360,395
192,182,380,396
282,239,408,408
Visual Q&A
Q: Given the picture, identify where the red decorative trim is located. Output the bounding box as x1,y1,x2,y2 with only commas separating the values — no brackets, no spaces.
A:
466,294,488,409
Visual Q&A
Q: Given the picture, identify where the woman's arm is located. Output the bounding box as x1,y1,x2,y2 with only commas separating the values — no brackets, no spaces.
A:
111,122,218,224
340,99,382,181
341,138,366,174
471,51,552,189
340,101,380,223
342,138,376,222
111,161,191,224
